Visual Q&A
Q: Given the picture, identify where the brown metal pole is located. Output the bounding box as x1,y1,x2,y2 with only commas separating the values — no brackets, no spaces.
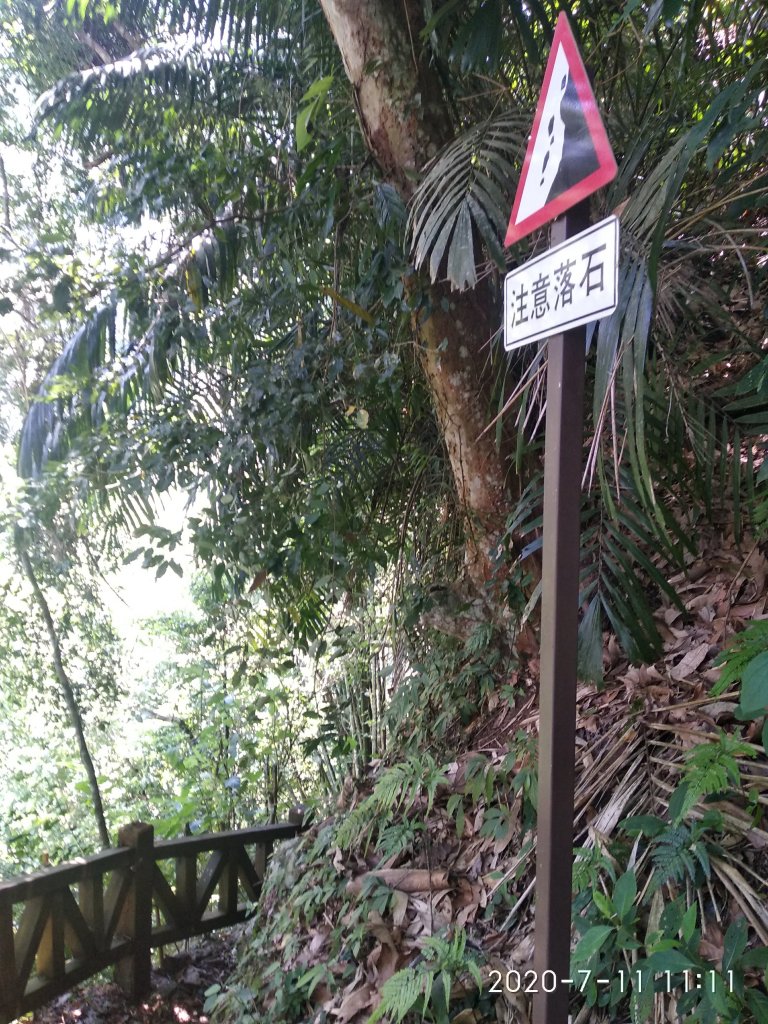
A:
532,199,590,1024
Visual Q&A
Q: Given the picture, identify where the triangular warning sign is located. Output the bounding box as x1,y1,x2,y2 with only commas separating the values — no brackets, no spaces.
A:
504,12,617,247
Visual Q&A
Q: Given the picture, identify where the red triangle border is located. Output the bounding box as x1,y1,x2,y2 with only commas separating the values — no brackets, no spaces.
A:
504,12,617,247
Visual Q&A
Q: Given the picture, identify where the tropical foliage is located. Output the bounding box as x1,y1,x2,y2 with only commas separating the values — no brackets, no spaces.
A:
3,0,765,674
1,0,768,1019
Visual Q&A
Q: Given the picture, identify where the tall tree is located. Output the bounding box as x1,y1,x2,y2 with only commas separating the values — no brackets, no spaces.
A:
317,0,511,597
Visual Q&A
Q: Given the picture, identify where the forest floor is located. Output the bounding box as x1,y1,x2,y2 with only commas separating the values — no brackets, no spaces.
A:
31,935,237,1024
29,529,768,1024
215,527,768,1023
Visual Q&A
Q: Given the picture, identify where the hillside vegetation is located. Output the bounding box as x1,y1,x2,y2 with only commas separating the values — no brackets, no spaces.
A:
0,0,767,1022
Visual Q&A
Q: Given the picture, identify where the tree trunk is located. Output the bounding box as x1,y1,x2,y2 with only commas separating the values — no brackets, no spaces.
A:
319,0,511,599
18,549,112,849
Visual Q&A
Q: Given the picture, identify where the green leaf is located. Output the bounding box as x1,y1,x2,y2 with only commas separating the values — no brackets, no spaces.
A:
712,620,768,695
295,104,313,151
296,75,333,152
630,964,654,1024
613,872,637,921
746,989,768,1024
620,814,665,837
646,949,694,973
741,947,768,970
577,594,603,683
668,782,691,823
572,925,614,964
722,917,749,973
300,74,334,104
593,890,613,919
446,201,475,290
741,651,768,715
681,902,697,944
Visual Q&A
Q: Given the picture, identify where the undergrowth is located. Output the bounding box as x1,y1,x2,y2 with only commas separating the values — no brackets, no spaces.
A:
209,740,768,1023
207,621,768,1024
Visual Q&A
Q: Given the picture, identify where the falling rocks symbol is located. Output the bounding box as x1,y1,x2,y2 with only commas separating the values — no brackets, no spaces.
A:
545,72,599,201
504,12,617,247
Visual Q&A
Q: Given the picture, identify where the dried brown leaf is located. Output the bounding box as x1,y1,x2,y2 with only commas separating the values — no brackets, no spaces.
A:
669,642,711,681
332,982,375,1023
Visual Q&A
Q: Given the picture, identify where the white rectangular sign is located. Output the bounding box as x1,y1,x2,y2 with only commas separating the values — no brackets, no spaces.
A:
503,215,619,352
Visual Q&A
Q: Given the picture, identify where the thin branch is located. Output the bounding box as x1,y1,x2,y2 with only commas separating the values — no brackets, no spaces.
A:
111,18,144,51
18,547,112,849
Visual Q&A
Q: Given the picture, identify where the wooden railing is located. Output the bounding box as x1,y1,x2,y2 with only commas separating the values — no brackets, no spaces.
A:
0,815,305,1024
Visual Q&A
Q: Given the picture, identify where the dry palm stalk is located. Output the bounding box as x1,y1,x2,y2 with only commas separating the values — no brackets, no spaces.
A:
711,857,768,944
346,868,450,895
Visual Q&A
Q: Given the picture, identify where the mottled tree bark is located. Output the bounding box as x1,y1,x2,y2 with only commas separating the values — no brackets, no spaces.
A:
320,0,511,597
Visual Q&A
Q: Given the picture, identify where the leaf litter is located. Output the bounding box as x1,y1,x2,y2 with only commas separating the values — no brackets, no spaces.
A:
31,936,237,1024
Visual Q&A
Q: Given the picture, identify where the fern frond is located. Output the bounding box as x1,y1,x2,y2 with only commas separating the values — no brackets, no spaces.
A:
651,824,694,885
374,820,423,861
335,755,450,850
367,967,423,1024
673,732,754,821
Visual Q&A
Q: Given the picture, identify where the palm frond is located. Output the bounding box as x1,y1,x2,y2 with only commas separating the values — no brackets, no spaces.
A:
18,218,246,480
71,0,293,56
34,40,275,155
579,479,677,670
506,462,673,676
407,111,527,290
18,304,117,479
619,62,767,283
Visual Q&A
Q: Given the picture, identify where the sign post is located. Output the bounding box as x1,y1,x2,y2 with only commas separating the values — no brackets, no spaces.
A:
532,200,589,1024
502,13,618,1024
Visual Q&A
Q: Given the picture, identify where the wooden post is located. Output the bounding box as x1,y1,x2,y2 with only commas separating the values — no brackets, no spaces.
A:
79,876,105,951
288,805,308,828
115,823,154,1000
176,855,197,927
0,894,17,1024
220,850,239,918
36,891,65,982
252,840,273,885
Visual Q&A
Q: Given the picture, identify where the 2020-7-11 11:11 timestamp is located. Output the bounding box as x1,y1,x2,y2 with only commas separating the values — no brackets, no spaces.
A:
487,968,737,995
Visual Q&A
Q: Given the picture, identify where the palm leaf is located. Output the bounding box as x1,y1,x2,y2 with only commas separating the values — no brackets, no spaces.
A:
18,218,245,480
91,0,287,53
18,304,117,478
34,40,274,155
407,111,527,290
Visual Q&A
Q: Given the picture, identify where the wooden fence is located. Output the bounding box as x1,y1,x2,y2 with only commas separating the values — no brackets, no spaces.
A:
0,815,305,1024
